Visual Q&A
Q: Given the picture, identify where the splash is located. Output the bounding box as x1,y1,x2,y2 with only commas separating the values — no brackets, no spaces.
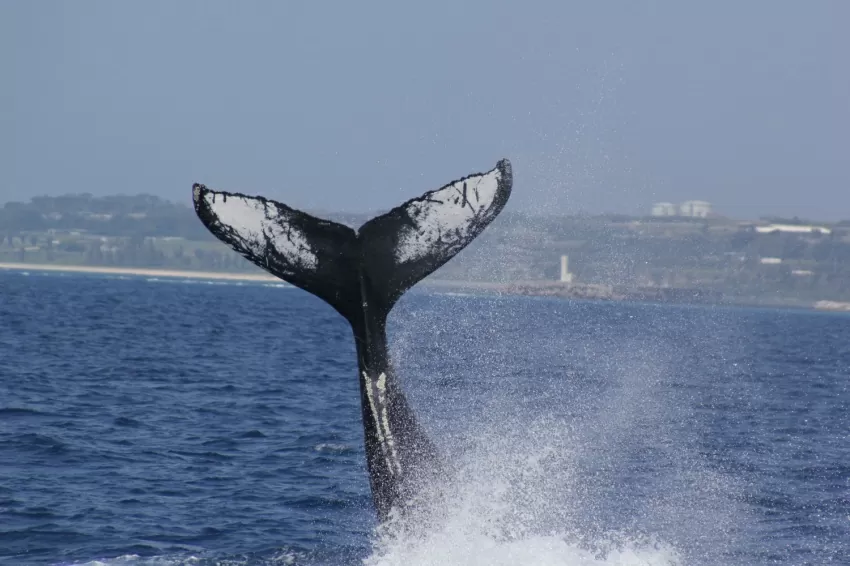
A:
380,305,748,566
366,533,679,566
362,423,684,566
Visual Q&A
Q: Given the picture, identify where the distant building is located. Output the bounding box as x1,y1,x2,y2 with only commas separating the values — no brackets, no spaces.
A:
679,200,712,218
651,202,677,217
755,224,831,235
559,255,574,283
650,200,712,218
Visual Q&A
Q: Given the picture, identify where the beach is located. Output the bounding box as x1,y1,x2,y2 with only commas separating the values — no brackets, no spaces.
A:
0,262,280,282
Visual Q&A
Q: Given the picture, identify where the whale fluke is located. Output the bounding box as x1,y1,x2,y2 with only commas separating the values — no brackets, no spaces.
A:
192,159,513,520
192,159,512,322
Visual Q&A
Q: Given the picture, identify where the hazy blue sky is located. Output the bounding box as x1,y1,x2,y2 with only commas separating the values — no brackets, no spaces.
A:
2,1,847,219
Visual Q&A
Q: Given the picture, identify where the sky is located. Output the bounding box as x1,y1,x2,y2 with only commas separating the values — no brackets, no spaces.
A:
2,1,848,220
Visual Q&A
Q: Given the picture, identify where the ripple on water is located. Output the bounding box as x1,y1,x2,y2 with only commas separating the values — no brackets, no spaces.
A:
0,272,847,565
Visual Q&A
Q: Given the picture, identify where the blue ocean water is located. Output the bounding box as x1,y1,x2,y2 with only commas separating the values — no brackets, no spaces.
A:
0,270,847,566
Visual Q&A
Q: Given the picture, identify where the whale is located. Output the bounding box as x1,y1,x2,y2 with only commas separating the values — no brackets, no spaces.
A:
191,159,513,521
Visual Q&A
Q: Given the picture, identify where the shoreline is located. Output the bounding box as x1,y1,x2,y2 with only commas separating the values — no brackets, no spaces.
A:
0,262,280,282
420,279,850,313
2,262,849,313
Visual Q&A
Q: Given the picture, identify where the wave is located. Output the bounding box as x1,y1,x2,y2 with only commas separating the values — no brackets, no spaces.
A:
56,548,302,566
0,407,55,418
314,443,355,454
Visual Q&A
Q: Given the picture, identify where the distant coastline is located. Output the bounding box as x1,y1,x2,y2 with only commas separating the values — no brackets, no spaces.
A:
3,261,849,313
0,262,279,283
421,279,850,313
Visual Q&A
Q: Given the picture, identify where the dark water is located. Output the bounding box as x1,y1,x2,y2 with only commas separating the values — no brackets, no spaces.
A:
0,271,847,566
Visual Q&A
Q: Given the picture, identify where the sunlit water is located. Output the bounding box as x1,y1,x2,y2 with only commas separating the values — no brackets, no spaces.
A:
0,271,847,565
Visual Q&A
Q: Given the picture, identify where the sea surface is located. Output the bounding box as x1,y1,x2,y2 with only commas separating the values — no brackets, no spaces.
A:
0,270,847,566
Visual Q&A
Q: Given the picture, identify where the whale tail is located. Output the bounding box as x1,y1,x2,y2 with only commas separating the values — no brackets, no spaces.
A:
192,159,512,325
193,159,512,521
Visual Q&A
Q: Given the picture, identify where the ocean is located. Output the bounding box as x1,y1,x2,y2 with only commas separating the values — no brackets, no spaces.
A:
0,270,847,565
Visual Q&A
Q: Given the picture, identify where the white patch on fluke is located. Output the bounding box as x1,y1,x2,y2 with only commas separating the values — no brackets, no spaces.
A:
203,192,317,270
395,167,503,263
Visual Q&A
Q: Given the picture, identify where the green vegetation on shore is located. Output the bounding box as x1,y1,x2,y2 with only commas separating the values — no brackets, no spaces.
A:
2,193,850,304
0,194,265,274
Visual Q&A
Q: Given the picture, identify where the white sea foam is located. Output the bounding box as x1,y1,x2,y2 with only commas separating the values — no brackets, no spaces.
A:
62,555,198,566
362,421,685,566
62,549,300,565
375,312,748,566
366,533,680,566
314,442,355,453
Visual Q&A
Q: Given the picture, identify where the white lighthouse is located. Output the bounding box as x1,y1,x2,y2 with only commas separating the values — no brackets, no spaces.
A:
560,255,573,283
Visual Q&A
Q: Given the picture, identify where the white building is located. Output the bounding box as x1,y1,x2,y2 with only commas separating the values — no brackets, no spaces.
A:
651,202,678,217
679,200,712,218
755,224,831,235
559,255,574,283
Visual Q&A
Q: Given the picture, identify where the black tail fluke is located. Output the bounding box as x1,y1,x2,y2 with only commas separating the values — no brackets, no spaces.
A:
357,159,512,315
192,184,362,322
192,159,512,322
